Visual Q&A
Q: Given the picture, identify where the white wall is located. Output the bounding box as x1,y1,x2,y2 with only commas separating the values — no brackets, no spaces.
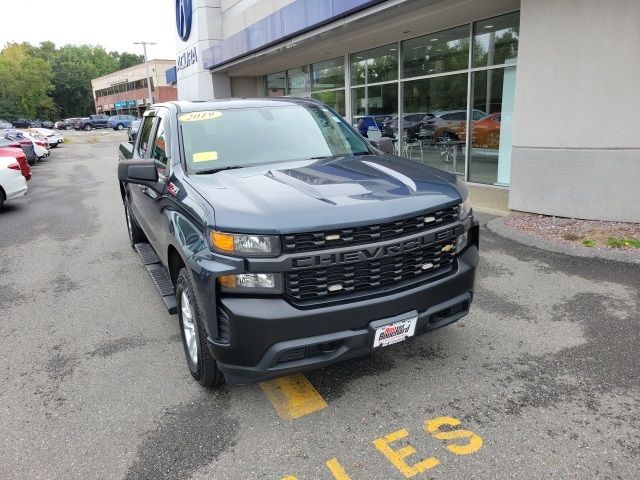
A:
176,0,229,100
509,0,640,222
513,0,640,149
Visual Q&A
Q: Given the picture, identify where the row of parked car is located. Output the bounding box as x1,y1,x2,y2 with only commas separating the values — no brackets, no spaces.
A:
0,127,63,210
0,114,141,133
54,114,140,132
355,109,502,148
1,119,55,129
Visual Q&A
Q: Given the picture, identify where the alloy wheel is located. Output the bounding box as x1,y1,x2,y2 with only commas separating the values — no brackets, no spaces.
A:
181,292,198,364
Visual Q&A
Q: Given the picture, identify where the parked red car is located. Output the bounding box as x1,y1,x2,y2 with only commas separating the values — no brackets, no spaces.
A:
0,146,31,180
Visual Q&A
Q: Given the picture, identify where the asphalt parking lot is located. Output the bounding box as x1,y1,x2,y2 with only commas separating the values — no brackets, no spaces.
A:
1,139,639,480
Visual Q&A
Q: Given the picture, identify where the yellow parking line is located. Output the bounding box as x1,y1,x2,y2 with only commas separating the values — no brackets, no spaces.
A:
260,373,328,420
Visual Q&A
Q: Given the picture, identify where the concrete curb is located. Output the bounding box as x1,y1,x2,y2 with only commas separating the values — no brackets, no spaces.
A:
486,217,640,265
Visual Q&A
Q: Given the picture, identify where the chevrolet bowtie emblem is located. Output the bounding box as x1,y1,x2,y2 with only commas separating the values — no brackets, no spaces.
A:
424,216,436,223
422,262,434,270
325,234,341,241
328,284,343,292
441,244,454,253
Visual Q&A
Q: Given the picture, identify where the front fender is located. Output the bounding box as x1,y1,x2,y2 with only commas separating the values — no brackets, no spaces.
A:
166,209,244,341
187,248,244,342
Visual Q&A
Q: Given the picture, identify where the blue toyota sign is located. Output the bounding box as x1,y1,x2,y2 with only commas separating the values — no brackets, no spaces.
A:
176,0,192,42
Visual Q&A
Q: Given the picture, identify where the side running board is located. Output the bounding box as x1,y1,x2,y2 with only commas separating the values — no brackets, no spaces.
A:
134,243,177,314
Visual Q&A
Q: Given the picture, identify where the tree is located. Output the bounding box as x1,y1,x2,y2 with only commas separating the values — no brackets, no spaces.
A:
4,42,147,119
0,44,56,120
116,52,144,70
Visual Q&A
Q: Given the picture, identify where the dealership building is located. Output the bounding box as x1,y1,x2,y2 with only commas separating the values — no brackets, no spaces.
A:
173,0,639,222
91,59,178,117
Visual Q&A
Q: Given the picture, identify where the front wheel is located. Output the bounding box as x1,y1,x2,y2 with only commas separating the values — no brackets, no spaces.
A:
176,268,225,387
84,124,92,131
117,124,124,130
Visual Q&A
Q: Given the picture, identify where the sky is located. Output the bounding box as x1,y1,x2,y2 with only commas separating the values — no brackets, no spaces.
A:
0,0,177,59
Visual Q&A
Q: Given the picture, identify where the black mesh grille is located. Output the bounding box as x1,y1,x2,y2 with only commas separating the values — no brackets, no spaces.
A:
283,206,458,253
286,238,457,301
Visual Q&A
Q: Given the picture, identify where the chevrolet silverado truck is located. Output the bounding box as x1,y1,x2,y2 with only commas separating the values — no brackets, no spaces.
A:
117,99,479,386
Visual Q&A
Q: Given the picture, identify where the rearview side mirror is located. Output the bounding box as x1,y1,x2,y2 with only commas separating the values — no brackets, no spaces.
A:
118,160,158,188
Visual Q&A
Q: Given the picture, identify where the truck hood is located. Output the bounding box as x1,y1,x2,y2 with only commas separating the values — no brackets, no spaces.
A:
186,155,463,233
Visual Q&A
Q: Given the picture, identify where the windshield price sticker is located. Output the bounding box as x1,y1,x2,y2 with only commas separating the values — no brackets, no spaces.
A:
193,151,218,162
179,111,223,122
373,316,418,348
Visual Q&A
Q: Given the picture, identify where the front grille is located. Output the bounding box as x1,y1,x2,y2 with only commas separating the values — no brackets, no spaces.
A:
282,206,458,253
286,237,457,301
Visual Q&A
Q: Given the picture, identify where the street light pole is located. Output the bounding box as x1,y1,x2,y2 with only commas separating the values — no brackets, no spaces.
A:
134,41,157,108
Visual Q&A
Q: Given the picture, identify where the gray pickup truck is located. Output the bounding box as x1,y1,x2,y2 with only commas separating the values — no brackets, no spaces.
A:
117,98,479,386
74,114,109,131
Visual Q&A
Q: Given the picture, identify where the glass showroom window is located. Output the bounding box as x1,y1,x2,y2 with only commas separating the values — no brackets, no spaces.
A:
351,44,398,139
287,66,311,97
467,68,516,185
266,71,286,97
311,58,345,116
402,73,468,176
473,12,519,68
399,23,474,177
402,25,469,77
467,12,519,185
351,44,398,85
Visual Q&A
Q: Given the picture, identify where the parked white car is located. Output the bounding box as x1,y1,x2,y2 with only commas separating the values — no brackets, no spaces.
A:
28,128,64,148
20,132,49,158
0,156,28,209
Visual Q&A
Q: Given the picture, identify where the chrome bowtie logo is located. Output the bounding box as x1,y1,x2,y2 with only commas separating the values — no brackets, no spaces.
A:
176,0,192,42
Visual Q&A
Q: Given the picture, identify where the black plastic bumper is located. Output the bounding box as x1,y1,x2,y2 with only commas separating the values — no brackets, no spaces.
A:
208,244,479,385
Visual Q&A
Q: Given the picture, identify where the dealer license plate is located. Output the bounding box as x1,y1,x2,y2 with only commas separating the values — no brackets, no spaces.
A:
373,316,418,348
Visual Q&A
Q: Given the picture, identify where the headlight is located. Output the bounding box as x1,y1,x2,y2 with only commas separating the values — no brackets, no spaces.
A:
218,273,283,293
210,231,281,257
458,197,472,221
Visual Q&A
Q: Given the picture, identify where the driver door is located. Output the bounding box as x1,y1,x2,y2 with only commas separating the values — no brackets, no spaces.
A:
131,110,171,254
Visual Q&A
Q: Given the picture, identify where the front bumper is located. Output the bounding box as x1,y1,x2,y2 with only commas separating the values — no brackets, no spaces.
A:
209,243,479,385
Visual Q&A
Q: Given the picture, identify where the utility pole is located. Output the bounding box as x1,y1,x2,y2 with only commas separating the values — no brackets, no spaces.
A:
134,41,157,108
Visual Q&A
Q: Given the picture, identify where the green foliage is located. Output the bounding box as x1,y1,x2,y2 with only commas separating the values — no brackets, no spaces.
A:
115,52,145,70
582,239,595,248
1,41,145,120
606,237,640,249
0,44,56,120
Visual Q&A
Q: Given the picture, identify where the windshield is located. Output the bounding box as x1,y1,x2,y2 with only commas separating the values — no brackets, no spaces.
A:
179,104,370,173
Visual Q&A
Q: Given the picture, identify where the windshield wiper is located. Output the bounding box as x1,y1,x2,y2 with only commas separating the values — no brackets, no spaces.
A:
308,152,369,160
194,166,244,175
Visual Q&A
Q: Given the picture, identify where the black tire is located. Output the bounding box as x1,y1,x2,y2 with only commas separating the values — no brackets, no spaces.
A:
0,190,5,210
176,268,225,387
84,124,92,131
123,196,146,247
